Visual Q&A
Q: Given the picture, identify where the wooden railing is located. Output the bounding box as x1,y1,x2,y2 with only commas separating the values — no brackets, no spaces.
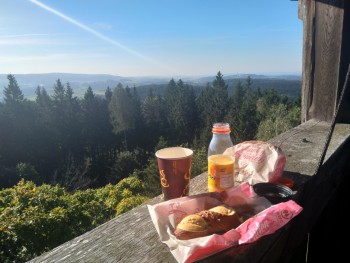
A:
28,120,350,263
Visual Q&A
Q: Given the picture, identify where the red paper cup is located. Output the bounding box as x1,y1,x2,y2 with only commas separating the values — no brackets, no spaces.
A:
155,147,193,201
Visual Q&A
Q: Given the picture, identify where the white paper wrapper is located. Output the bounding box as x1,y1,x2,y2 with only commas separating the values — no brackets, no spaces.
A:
148,183,302,263
223,141,286,185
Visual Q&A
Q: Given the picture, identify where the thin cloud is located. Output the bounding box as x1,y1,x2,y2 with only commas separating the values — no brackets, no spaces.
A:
0,52,111,63
28,0,174,71
0,38,40,45
0,33,52,38
0,33,64,45
0,54,68,62
0,36,49,45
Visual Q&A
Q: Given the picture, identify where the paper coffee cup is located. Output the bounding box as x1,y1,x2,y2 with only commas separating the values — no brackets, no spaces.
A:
155,147,193,201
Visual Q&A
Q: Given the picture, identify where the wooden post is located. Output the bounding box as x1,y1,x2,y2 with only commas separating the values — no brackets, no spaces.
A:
299,0,349,123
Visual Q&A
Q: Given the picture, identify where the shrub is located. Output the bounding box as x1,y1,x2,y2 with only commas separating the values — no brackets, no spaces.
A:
0,177,149,263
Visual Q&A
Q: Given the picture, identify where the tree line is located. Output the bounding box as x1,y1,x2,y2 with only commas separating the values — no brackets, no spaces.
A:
0,72,300,193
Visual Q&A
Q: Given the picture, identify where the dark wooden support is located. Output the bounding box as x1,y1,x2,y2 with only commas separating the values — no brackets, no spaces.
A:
300,0,349,123
299,0,315,123
338,0,350,122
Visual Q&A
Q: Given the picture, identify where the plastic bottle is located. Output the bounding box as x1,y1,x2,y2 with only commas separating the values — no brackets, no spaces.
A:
207,122,235,192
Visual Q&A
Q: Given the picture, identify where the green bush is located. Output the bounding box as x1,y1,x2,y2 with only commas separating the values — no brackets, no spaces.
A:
116,196,149,215
0,178,149,263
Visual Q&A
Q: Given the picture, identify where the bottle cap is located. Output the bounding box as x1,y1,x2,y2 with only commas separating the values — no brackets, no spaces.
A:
276,177,295,189
212,123,231,134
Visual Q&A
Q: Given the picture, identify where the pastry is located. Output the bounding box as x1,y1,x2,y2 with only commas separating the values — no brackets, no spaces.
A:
174,204,242,240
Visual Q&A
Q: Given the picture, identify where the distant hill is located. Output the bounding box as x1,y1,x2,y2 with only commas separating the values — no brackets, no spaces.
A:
225,78,301,99
188,73,301,84
0,73,171,100
0,73,301,101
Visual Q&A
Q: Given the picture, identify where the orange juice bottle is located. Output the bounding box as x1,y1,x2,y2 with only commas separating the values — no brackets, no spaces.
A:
208,123,235,192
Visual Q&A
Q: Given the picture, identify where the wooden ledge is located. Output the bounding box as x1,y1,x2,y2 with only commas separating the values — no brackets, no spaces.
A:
29,120,350,263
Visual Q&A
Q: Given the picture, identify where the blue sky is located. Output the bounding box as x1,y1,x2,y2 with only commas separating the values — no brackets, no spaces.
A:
0,0,302,77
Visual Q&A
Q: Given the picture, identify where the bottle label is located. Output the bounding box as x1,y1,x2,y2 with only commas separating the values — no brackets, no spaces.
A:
208,154,234,192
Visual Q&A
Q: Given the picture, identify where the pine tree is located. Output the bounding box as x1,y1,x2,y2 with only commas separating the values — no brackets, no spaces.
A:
63,82,83,156
196,72,230,146
35,86,52,108
52,79,65,102
34,85,57,180
109,83,139,150
212,71,230,121
0,75,45,186
141,88,168,148
81,87,98,148
105,86,112,103
226,80,245,143
164,79,198,144
3,74,24,105
239,76,258,141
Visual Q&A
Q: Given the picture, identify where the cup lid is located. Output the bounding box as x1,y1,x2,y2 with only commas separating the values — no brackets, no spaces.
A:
253,182,295,204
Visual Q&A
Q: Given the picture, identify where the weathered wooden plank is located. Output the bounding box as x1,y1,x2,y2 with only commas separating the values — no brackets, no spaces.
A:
299,0,315,123
28,196,176,263
337,1,350,123
304,0,344,122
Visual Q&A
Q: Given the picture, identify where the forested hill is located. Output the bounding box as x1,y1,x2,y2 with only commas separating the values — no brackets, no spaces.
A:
136,77,301,101
0,73,301,100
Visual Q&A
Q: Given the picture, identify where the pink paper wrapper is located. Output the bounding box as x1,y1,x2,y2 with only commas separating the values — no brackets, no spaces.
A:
147,183,302,263
224,141,286,185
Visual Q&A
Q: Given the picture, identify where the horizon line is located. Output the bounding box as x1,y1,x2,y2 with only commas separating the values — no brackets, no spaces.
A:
0,71,302,78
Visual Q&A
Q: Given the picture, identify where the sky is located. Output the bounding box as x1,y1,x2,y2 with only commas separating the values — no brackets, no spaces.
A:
0,0,302,77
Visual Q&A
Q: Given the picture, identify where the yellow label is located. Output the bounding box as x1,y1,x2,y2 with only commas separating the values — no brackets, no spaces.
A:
208,154,234,192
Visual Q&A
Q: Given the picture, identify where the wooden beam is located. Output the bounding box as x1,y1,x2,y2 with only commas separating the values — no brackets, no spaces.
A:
300,0,347,123
338,0,350,123
299,0,315,123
